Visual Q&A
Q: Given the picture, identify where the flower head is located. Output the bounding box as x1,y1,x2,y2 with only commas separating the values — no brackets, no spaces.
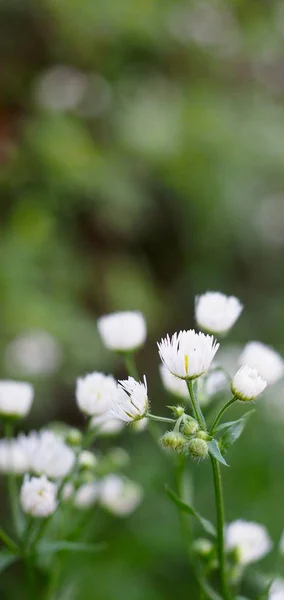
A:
74,482,101,509
225,520,272,565
269,579,284,600
158,330,219,380
159,364,188,399
240,341,284,385
111,376,148,422
195,292,243,335
0,381,34,417
20,475,58,518
97,311,146,352
18,430,75,479
99,474,142,516
0,439,30,474
232,365,267,401
76,372,117,416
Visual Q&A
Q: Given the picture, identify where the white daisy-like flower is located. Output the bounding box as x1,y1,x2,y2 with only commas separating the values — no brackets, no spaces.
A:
158,330,219,380
232,365,267,401
195,291,243,335
239,341,284,385
90,414,124,436
97,310,146,352
20,475,58,518
18,430,75,479
159,364,189,399
0,381,34,417
76,372,117,416
5,330,61,376
99,474,142,516
269,578,284,600
0,439,30,475
226,520,272,565
74,482,101,509
111,376,148,422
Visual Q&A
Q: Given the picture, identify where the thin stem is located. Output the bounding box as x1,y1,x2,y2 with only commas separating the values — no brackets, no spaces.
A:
175,454,192,561
147,413,176,425
210,397,237,435
210,456,231,600
186,381,206,429
123,353,139,380
4,421,21,537
0,527,19,554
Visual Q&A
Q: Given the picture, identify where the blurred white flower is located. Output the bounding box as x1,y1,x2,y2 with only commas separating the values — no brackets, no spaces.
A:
99,474,142,516
131,417,148,432
61,482,75,502
74,482,101,509
205,370,228,397
269,578,284,600
34,66,86,112
232,366,267,401
97,311,146,352
226,520,272,565
159,363,189,399
18,430,75,479
78,451,97,469
158,330,219,380
0,381,34,417
195,291,243,335
20,475,58,518
90,414,124,436
111,376,148,422
5,330,61,376
0,439,29,474
76,372,117,416
240,341,284,385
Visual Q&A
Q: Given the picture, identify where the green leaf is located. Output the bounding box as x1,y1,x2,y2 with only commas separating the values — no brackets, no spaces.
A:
165,486,216,537
208,439,228,466
0,551,18,573
38,541,107,555
216,411,255,453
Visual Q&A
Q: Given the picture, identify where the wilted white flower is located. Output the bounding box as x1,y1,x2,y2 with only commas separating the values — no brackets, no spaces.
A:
5,330,61,376
76,372,117,416
159,364,189,399
269,578,284,600
158,330,219,380
20,475,58,518
195,291,243,335
0,439,29,474
74,481,101,509
90,414,124,436
99,474,142,516
226,520,272,565
111,376,148,422
240,341,284,385
18,430,75,479
97,311,146,352
232,365,267,401
0,381,34,417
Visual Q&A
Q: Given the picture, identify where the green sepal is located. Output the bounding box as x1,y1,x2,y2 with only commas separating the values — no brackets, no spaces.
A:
208,439,228,467
216,410,255,454
165,486,216,537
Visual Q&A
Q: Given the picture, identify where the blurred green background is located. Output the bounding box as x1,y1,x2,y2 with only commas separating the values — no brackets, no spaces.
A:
1,0,284,598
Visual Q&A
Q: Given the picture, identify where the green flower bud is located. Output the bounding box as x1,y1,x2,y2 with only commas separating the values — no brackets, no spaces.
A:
188,438,208,461
66,428,83,446
182,417,199,437
160,431,187,453
169,405,185,418
79,450,97,469
192,538,214,557
196,430,211,441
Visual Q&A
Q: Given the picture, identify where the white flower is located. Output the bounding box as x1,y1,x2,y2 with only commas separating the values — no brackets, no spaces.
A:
62,482,75,502
158,330,219,380
0,439,29,474
20,475,58,518
5,330,61,376
90,414,124,436
18,430,75,479
195,292,243,335
99,474,142,516
76,372,117,416
159,364,189,399
74,482,101,509
197,370,228,407
0,381,34,417
97,311,146,352
269,579,284,600
240,341,284,385
78,451,97,469
232,365,267,401
111,376,148,422
226,520,272,565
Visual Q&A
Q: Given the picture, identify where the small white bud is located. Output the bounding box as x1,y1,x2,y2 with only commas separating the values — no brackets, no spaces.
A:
97,311,146,352
78,451,97,469
231,365,267,401
20,475,57,518
76,372,117,417
0,381,34,418
225,520,272,565
99,474,142,516
195,292,243,335
158,330,219,380
74,481,100,509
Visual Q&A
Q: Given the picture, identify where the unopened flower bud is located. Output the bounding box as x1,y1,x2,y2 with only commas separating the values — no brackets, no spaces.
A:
196,430,211,441
66,428,82,446
79,450,97,470
160,431,187,453
231,365,267,402
192,538,214,557
188,438,208,461
169,405,185,418
182,417,199,437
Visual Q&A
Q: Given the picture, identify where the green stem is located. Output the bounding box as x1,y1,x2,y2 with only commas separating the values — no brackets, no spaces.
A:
210,397,237,435
0,527,19,554
123,353,139,380
147,413,176,425
4,421,21,537
210,456,231,600
175,454,192,561
186,381,206,429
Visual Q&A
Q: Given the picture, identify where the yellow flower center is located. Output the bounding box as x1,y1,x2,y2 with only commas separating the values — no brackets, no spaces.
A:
184,354,189,374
